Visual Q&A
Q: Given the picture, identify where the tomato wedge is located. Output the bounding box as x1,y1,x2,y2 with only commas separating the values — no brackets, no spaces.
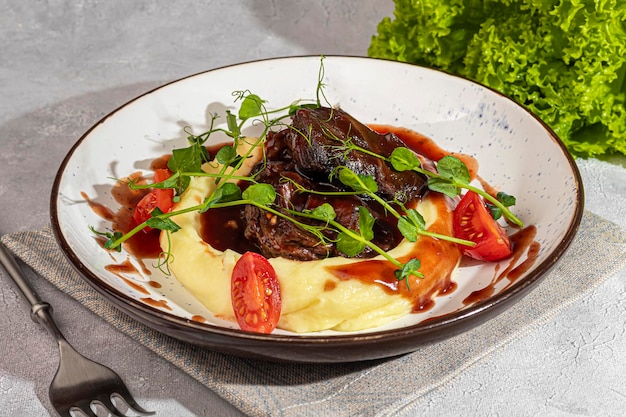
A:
231,252,281,334
453,191,513,261
132,169,174,226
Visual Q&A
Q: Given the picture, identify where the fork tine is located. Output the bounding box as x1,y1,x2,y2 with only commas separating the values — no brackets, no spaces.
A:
112,390,155,415
71,403,98,417
95,394,127,417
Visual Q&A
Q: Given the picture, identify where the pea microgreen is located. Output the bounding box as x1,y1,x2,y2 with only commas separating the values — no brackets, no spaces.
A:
145,207,181,232
89,226,123,252
487,191,517,220
299,203,422,288
373,144,522,227
335,166,474,246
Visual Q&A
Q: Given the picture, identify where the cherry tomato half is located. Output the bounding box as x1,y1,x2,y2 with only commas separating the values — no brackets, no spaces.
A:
132,169,174,226
231,252,281,334
453,191,513,261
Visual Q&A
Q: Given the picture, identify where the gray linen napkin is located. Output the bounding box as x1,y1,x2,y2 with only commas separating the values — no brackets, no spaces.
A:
2,210,626,417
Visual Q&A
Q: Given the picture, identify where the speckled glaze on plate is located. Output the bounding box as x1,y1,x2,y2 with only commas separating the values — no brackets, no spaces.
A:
50,56,583,362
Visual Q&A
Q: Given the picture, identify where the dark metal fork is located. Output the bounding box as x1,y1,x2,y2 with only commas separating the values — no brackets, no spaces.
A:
0,241,155,417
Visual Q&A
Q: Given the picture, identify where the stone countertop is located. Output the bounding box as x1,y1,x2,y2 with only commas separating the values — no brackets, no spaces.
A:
1,1,625,416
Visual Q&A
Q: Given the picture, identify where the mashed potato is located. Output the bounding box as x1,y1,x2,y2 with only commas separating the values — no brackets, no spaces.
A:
160,141,461,333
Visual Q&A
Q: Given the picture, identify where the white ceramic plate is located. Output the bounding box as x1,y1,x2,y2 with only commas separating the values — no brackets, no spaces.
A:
51,56,583,362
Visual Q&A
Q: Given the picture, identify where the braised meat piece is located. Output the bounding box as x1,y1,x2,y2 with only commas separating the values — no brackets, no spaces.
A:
242,106,426,261
287,107,427,202
243,161,335,260
243,168,400,260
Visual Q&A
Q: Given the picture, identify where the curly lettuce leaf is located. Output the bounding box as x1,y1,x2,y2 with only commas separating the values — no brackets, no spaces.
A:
368,0,626,158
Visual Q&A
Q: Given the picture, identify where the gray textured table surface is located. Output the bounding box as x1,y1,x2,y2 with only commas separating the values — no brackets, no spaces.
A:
1,1,625,416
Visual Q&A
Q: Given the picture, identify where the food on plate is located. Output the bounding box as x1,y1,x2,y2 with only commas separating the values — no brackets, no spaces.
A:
368,0,626,158
95,88,525,334
243,106,428,261
231,251,282,333
453,191,513,262
132,169,174,227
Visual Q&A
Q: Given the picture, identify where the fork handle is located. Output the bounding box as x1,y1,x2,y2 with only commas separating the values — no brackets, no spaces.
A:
0,242,65,340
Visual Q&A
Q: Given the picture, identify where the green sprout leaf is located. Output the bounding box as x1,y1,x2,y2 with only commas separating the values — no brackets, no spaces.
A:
497,191,516,207
238,94,266,121
436,155,471,183
427,176,461,198
167,145,204,194
405,208,426,229
397,216,418,242
242,183,276,206
145,208,181,232
358,206,375,242
487,204,503,220
201,183,243,213
215,145,243,168
145,217,180,231
390,147,421,172
394,258,423,291
217,182,243,203
168,145,203,173
337,231,365,257
308,203,337,222
336,207,375,257
225,110,241,138
487,191,517,220
337,167,378,194
396,209,426,242
89,226,123,252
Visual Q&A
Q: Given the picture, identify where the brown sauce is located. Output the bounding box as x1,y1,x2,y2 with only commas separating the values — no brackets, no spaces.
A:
200,205,258,254
191,315,207,323
81,192,116,222
104,260,149,294
462,283,495,305
141,297,172,310
104,258,137,274
326,193,461,312
499,226,540,283
463,225,539,305
369,124,480,181
123,229,163,259
85,171,164,297
84,171,163,259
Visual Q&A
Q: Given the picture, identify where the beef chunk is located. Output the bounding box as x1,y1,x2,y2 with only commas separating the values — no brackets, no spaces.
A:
287,107,427,202
242,106,426,261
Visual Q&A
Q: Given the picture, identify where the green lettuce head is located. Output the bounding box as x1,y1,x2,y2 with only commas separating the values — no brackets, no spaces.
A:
369,0,626,158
